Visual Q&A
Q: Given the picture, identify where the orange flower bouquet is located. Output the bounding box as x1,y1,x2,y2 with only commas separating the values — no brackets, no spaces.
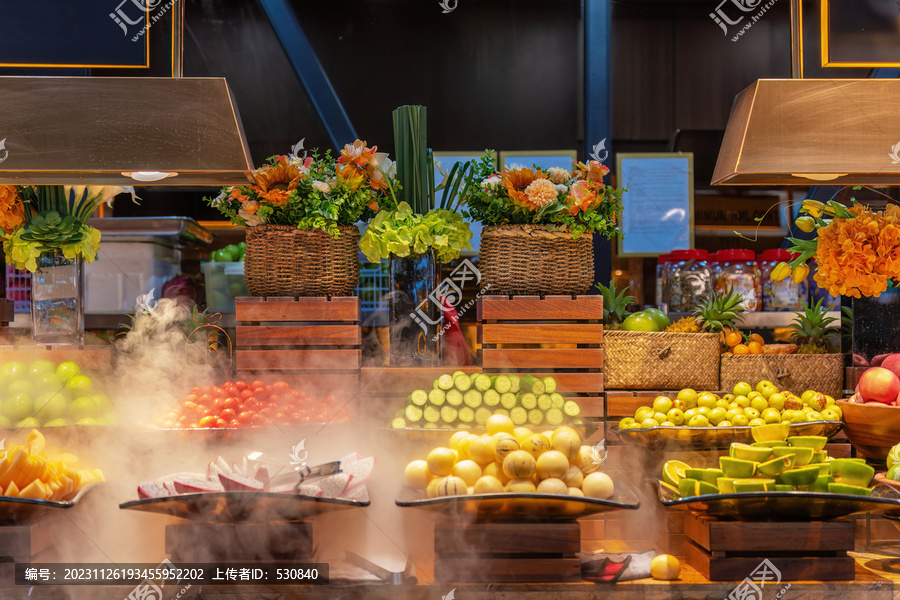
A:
205,140,395,237
463,153,624,239
778,200,900,299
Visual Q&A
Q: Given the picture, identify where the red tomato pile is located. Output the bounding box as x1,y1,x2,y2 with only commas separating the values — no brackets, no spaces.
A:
158,380,351,429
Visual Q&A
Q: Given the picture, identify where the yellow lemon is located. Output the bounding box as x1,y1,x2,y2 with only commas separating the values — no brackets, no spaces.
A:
426,447,457,477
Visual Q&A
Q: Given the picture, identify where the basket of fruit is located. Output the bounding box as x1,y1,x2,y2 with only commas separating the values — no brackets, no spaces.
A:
719,300,845,398
599,282,733,390
839,364,900,460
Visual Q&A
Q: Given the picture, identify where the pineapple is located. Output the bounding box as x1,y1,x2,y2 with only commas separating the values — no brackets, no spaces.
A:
790,299,839,354
595,279,635,330
665,316,700,333
693,287,746,333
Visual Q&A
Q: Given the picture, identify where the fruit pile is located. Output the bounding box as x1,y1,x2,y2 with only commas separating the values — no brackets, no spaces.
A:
391,372,582,430
136,452,372,502
721,299,837,355
0,360,111,428
847,353,900,405
618,380,841,430
660,424,874,497
886,442,900,482
158,380,350,429
403,415,614,499
208,242,245,263
0,430,104,501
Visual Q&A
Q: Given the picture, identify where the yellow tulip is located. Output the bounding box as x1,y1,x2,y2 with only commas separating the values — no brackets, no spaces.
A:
795,216,816,233
792,263,810,284
771,262,792,282
801,199,825,218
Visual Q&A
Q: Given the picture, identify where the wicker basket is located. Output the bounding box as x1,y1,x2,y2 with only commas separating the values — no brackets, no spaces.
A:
719,353,845,398
244,225,359,297
479,225,594,296
603,330,721,390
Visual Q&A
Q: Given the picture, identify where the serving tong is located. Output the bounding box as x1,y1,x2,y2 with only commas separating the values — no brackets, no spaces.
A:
246,451,342,488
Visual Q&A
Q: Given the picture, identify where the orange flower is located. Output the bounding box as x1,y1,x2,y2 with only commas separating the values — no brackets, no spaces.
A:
501,168,546,210
566,180,599,216
336,164,366,192
575,160,609,186
339,140,376,167
814,204,887,298
252,156,302,205
229,188,250,203
0,186,25,235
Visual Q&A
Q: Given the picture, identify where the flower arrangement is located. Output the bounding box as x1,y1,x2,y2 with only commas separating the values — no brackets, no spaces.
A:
205,139,394,237
357,105,473,262
777,197,900,298
0,185,137,272
462,153,624,238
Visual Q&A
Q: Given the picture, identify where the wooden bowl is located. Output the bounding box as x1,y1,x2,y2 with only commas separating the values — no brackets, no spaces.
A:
837,400,900,461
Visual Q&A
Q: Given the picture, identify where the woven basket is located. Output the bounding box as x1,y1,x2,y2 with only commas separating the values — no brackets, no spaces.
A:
719,353,845,398
479,225,594,295
244,225,359,297
603,330,721,390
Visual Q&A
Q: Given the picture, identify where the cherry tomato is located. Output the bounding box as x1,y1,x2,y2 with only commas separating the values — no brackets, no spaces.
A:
199,415,218,428
199,393,214,405
190,386,202,395
228,419,241,428
182,400,199,414
213,398,227,411
220,408,236,421
290,411,304,424
237,411,254,426
240,389,255,401
161,420,176,428
268,394,281,405
223,397,239,411
217,418,227,428
212,386,225,397
188,423,201,429
235,380,250,391
274,411,288,422
184,393,199,404
271,381,290,393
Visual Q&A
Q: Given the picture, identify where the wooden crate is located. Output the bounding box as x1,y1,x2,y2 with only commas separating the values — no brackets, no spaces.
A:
477,295,604,423
235,297,360,398
434,522,581,583
684,513,855,581
166,522,314,562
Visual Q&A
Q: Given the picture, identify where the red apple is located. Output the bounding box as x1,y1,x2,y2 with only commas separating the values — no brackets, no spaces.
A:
882,354,900,380
853,354,870,367
858,367,900,404
872,354,892,368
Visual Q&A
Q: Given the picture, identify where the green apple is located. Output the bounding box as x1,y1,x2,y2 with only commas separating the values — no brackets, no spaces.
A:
708,407,727,425
92,393,112,414
666,408,685,425
743,407,760,420
732,382,752,397
750,397,769,413
622,312,659,332
65,375,93,397
6,379,34,397
761,407,782,424
697,392,718,409
3,393,32,422
42,418,70,427
760,385,778,400
734,395,751,408
56,361,81,383
820,407,841,421
756,380,775,393
642,308,670,330
715,398,730,409
634,406,654,422
33,372,65,394
32,392,69,422
68,396,98,422
652,396,673,414
731,414,749,427
0,361,26,382
16,417,41,428
768,393,786,411
28,360,56,379
687,414,709,427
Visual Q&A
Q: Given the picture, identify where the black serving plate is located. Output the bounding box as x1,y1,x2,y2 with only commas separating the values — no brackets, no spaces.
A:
658,480,900,520
613,420,843,451
0,483,100,525
120,491,369,523
396,478,640,522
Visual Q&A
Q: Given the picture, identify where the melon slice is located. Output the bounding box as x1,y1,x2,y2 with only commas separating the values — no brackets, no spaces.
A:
341,457,374,488
217,472,264,492
137,481,169,499
173,478,224,494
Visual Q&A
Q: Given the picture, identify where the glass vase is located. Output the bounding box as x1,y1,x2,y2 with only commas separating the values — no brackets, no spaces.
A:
389,251,440,366
851,291,900,364
30,252,84,345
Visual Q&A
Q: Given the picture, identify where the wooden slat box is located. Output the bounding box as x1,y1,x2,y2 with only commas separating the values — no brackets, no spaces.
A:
477,295,604,424
166,522,314,563
684,513,855,581
434,522,581,583
235,297,360,398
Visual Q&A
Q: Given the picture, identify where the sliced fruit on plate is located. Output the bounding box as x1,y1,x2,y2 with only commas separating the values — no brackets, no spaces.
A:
751,423,790,443
218,472,265,492
787,436,828,451
777,465,820,487
678,478,718,497
733,478,775,492
662,460,690,487
830,459,875,487
827,482,872,496
719,457,757,479
729,443,773,462
757,456,791,477
173,478,224,494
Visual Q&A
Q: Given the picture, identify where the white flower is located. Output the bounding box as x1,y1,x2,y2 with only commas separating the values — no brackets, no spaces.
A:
555,184,568,194
312,181,331,195
480,175,502,189
210,188,229,208
371,152,396,178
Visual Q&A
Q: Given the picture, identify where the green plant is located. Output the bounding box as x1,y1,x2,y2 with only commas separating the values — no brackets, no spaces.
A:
694,287,746,333
791,298,839,354
595,279,635,329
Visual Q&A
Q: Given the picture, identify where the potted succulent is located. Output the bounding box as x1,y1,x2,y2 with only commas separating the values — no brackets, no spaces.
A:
463,154,624,296
206,140,395,297
358,105,473,366
0,184,137,344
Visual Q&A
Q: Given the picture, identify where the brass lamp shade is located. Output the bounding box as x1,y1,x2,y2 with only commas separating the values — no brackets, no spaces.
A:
0,77,253,186
712,79,900,186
